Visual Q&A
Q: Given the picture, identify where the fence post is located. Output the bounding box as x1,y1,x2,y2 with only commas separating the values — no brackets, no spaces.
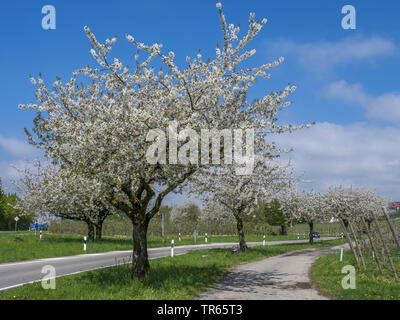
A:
361,217,384,275
372,214,398,280
348,222,366,268
381,207,400,258
339,219,360,267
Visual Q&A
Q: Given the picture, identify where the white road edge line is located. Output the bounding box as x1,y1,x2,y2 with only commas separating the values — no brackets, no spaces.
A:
0,238,338,290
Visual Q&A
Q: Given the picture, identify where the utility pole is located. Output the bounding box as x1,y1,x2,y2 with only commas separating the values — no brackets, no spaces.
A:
161,213,166,243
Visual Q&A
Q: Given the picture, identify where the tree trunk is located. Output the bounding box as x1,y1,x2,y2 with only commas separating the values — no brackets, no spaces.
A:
235,215,248,252
95,220,103,240
309,221,314,244
131,216,150,279
86,221,95,241
280,225,287,236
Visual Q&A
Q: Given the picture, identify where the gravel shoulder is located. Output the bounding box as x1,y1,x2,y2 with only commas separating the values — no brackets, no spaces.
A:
199,243,348,300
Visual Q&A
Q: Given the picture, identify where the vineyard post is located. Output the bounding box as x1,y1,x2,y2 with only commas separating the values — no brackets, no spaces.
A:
381,207,400,258
361,217,384,275
349,221,366,268
339,219,360,267
372,215,398,281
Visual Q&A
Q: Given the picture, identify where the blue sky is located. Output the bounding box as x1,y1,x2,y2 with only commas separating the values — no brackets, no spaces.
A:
1,0,399,202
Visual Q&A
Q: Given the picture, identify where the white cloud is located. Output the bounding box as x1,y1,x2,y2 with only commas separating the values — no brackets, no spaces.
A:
268,36,397,71
325,80,400,123
0,136,39,158
0,136,43,194
275,122,400,200
0,160,30,193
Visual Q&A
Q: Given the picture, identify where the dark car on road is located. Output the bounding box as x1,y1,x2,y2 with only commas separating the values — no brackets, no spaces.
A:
312,232,320,238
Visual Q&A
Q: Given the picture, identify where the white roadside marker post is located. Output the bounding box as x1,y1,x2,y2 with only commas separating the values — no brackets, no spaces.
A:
179,233,182,241
171,239,175,257
40,230,42,240
84,236,87,252
263,235,266,246
297,233,300,240
340,248,343,262
205,233,208,243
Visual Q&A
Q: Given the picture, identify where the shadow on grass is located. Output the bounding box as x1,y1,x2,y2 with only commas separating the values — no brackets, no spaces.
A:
81,259,227,296
79,243,340,294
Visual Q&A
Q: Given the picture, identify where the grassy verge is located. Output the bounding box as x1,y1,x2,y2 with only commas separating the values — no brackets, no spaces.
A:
311,249,400,300
0,231,311,263
0,239,345,300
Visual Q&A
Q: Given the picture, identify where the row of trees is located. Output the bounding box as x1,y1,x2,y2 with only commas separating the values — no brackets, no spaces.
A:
277,186,391,246
14,1,391,281
16,2,311,279
169,199,290,237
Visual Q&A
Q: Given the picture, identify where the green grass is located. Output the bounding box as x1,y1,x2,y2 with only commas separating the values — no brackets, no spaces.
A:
0,231,313,263
0,239,345,300
311,249,400,300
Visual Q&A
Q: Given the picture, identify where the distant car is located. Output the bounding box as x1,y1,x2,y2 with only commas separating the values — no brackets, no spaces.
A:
312,232,320,238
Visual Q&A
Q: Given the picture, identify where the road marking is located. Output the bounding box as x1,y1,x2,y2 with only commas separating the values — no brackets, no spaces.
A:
0,238,338,291
0,250,189,291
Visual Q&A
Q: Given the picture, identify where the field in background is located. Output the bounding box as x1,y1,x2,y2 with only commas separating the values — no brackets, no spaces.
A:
48,216,343,238
0,231,315,263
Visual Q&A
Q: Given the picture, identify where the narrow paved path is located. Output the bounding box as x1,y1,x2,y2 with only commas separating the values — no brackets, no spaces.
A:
0,237,336,291
199,243,348,300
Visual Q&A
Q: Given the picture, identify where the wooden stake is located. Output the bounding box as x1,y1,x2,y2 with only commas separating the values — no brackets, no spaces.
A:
372,214,399,281
381,207,400,258
339,219,360,267
349,221,366,268
361,217,384,276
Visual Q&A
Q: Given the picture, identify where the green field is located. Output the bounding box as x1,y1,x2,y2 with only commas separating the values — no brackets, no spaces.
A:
0,231,307,263
311,249,400,300
0,239,345,300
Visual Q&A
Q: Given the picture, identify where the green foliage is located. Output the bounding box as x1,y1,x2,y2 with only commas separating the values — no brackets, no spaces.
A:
0,179,33,231
262,199,285,225
185,203,201,225
260,199,289,235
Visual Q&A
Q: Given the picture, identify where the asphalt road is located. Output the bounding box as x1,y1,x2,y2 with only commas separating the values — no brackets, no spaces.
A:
0,237,337,291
